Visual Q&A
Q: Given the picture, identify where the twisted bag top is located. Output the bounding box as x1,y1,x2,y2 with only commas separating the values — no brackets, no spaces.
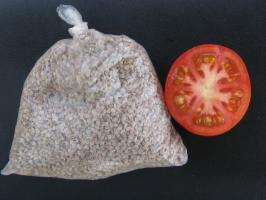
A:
1,5,187,180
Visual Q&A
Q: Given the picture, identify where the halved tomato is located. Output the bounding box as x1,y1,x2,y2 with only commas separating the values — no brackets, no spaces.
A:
165,44,251,136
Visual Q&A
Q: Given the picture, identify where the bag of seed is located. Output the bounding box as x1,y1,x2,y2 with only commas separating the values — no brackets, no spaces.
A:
1,5,187,180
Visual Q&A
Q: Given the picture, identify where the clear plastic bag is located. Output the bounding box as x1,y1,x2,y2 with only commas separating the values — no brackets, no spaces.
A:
1,5,187,179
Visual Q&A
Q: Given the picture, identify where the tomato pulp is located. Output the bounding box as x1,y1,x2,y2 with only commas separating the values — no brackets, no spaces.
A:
165,44,251,136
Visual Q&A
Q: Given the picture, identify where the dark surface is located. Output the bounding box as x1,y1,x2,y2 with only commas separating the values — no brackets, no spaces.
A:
0,0,266,199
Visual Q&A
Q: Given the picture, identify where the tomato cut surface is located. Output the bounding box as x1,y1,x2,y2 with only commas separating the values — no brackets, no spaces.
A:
165,44,251,136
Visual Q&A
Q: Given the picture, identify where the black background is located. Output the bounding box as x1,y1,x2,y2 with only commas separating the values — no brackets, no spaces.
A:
0,0,266,199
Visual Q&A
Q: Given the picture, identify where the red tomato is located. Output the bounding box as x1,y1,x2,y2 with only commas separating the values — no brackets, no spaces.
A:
165,44,251,136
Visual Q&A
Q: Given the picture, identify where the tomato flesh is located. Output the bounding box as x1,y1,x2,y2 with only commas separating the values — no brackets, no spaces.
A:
165,44,251,136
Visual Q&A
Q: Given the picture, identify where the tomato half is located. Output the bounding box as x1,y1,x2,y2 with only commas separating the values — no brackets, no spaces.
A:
165,44,251,136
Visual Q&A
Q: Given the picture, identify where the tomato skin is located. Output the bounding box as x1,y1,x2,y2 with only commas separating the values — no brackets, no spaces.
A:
165,44,251,136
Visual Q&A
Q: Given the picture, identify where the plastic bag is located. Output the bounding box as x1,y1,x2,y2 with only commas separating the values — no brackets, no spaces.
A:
1,5,187,179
